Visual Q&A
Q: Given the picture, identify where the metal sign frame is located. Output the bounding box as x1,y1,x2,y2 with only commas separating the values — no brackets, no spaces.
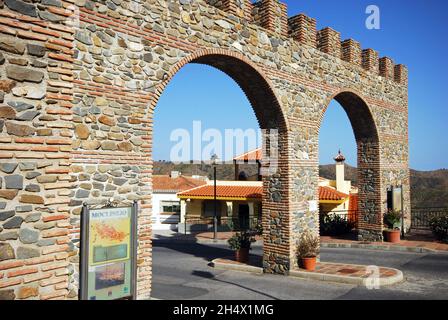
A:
79,201,138,300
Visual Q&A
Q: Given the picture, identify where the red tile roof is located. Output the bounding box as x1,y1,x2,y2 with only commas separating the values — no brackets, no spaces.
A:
153,175,206,193
319,186,349,201
176,182,349,201
178,184,262,199
348,193,358,211
233,148,262,161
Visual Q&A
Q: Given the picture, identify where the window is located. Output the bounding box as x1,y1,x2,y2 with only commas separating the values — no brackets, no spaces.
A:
160,201,181,215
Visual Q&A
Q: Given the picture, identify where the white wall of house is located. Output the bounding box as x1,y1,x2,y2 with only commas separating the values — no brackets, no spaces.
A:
152,192,181,231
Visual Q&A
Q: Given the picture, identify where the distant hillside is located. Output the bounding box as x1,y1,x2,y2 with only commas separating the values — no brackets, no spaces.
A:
154,161,448,208
153,161,256,180
318,164,448,208
409,169,448,208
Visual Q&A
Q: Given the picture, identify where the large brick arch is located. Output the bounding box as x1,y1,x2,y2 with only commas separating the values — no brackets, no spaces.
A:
149,48,293,276
318,89,382,240
151,49,289,131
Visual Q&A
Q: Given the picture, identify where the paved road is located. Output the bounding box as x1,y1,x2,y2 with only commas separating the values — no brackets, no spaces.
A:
152,241,448,300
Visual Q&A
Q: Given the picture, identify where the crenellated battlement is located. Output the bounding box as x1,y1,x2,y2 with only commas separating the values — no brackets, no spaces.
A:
317,27,342,58
362,48,380,72
341,39,362,66
252,0,288,37
207,1,407,85
288,14,317,48
207,0,254,21
394,64,408,85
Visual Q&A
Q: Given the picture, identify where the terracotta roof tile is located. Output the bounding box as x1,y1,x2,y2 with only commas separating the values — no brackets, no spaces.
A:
178,184,262,199
153,175,206,193
348,194,358,211
176,182,349,201
233,148,262,161
319,186,349,201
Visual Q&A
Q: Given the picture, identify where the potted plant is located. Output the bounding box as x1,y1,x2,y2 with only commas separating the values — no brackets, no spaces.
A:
383,209,402,243
297,231,320,271
228,231,255,263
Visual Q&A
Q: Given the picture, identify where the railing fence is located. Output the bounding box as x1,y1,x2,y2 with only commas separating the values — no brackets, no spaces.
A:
410,207,448,230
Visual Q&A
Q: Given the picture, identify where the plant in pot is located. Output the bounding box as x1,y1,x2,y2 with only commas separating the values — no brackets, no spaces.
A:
297,231,320,271
383,209,402,243
228,231,255,263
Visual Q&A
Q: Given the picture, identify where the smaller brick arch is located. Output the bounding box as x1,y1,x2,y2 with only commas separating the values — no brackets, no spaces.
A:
318,88,379,141
318,89,383,240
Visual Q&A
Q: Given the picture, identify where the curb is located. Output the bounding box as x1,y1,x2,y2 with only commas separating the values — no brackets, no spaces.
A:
320,242,436,253
211,259,404,286
289,267,404,287
154,238,263,245
210,259,263,274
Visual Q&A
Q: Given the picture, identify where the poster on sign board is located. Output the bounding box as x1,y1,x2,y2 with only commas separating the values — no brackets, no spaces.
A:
80,203,137,300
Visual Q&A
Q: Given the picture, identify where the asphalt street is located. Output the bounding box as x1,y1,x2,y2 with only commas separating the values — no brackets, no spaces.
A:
151,240,448,300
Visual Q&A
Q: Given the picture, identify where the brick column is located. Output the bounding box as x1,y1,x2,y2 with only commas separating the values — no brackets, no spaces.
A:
357,139,383,241
261,128,294,274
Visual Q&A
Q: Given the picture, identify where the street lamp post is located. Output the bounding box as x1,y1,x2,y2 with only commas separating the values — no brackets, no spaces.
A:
211,154,219,242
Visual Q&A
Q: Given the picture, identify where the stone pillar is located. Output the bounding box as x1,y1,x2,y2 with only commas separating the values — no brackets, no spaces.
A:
261,128,300,275
357,139,383,241
226,201,233,217
180,199,187,224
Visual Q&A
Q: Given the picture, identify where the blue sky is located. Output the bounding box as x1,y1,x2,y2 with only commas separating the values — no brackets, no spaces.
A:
154,0,448,171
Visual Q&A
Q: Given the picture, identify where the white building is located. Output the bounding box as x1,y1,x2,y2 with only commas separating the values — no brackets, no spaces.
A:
152,172,207,231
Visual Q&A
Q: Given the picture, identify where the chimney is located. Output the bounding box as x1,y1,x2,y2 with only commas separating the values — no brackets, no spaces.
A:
170,171,180,179
334,150,345,192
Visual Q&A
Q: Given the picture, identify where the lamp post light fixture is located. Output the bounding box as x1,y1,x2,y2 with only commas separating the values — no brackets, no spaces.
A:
211,154,219,242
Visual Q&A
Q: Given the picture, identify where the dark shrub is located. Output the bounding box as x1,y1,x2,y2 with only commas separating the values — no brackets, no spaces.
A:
319,213,355,236
228,231,255,250
429,215,448,243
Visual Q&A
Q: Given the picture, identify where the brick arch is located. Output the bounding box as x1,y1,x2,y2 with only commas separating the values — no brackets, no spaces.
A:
317,89,383,240
318,88,379,141
149,48,294,275
150,48,289,132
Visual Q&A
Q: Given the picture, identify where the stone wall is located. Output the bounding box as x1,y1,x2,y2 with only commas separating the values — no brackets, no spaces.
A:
0,0,409,300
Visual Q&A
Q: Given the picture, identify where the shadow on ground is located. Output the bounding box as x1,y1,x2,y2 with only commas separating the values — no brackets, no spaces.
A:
153,234,263,262
191,270,280,300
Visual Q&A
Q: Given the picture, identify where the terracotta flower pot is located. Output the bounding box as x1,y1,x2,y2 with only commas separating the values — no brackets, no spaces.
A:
235,248,249,263
301,257,317,271
384,229,401,243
